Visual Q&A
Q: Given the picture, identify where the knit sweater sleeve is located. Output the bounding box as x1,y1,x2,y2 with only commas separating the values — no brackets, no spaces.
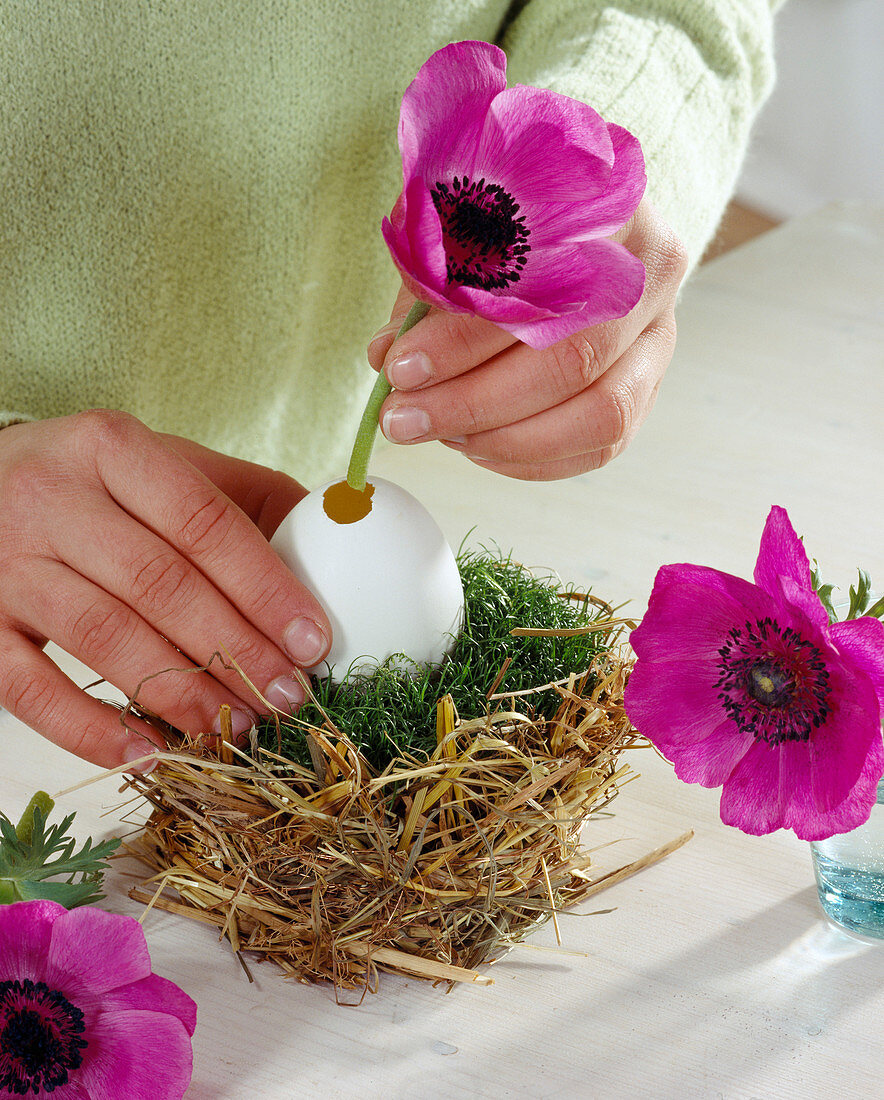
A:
499,0,783,270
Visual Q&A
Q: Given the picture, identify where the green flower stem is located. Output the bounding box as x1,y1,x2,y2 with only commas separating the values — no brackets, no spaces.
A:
15,791,54,844
346,299,431,491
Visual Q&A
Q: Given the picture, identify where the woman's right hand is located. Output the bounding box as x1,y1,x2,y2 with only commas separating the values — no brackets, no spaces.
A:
0,411,332,770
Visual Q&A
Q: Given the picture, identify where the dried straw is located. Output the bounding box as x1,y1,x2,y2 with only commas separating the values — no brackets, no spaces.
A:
124,618,688,992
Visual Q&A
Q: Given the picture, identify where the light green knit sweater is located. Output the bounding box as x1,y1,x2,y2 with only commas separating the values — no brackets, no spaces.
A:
0,1,779,487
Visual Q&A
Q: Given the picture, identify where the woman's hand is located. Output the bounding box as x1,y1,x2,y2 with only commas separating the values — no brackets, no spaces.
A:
369,199,688,480
0,412,331,769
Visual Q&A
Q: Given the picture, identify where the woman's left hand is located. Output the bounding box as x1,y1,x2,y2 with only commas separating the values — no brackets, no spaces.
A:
368,198,688,481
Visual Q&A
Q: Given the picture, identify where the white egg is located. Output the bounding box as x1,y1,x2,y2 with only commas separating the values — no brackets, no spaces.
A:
270,476,464,681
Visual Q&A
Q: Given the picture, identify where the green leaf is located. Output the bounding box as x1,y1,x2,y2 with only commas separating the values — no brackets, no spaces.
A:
0,797,121,910
811,561,838,624
865,593,884,621
811,562,879,622
15,878,111,908
847,569,872,620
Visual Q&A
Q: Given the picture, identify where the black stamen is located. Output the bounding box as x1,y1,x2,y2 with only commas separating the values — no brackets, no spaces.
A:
714,618,832,746
0,979,88,1095
430,177,531,291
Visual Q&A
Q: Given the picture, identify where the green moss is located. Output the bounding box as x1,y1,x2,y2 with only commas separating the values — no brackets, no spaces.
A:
255,549,614,771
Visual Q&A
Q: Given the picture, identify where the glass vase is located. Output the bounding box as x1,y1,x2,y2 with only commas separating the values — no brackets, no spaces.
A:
810,777,884,940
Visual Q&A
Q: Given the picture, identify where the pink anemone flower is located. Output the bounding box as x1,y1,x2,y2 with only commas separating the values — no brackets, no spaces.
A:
381,40,646,349
624,507,884,841
0,900,196,1099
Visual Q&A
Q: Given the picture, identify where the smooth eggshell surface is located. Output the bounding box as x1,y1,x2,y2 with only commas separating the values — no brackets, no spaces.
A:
270,477,464,681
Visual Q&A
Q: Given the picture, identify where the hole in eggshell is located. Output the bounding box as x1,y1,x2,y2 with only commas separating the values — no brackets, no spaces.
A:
322,480,375,524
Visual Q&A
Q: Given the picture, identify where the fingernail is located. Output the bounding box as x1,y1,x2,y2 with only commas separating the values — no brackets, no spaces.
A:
441,436,467,447
124,738,159,774
382,406,431,443
212,708,255,740
264,675,306,713
385,350,432,389
283,616,329,666
368,321,399,356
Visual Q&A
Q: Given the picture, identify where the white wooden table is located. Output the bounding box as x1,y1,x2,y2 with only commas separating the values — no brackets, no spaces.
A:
2,203,883,1099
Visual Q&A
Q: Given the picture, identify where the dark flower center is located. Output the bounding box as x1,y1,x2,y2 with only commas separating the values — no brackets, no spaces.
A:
430,176,530,291
746,659,795,708
715,617,832,745
0,979,88,1095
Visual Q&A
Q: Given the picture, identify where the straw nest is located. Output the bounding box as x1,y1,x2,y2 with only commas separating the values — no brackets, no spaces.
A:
123,560,683,992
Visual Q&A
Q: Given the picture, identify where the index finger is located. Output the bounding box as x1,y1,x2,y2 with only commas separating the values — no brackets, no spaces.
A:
380,302,517,393
84,412,331,663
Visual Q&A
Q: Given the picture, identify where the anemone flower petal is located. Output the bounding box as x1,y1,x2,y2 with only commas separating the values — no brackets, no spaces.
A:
629,563,783,666
829,615,884,707
76,1010,194,1100
99,973,197,1036
493,240,645,347
778,575,831,633
382,180,449,304
753,505,813,595
0,898,61,982
625,575,767,776
720,740,810,837
752,508,829,631
624,668,727,755
445,281,554,324
806,648,882,805
474,85,613,203
721,732,883,841
526,125,646,243
46,907,151,997
46,1081,92,1099
625,581,748,728
398,41,507,184
515,236,643,307
670,720,756,787
575,124,647,237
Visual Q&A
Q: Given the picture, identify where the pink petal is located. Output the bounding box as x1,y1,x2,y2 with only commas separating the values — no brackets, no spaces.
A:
445,281,557,324
817,741,884,836
624,644,728,756
446,238,646,349
778,575,830,632
629,563,781,665
100,973,197,1037
752,508,826,632
805,657,883,810
33,1081,92,1100
382,179,449,303
46,908,151,998
398,41,507,184
0,899,63,982
829,616,884,713
624,573,769,774
721,735,882,841
720,739,804,836
669,720,756,787
580,124,646,237
495,239,645,347
474,85,613,203
528,124,646,243
76,1010,193,1100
